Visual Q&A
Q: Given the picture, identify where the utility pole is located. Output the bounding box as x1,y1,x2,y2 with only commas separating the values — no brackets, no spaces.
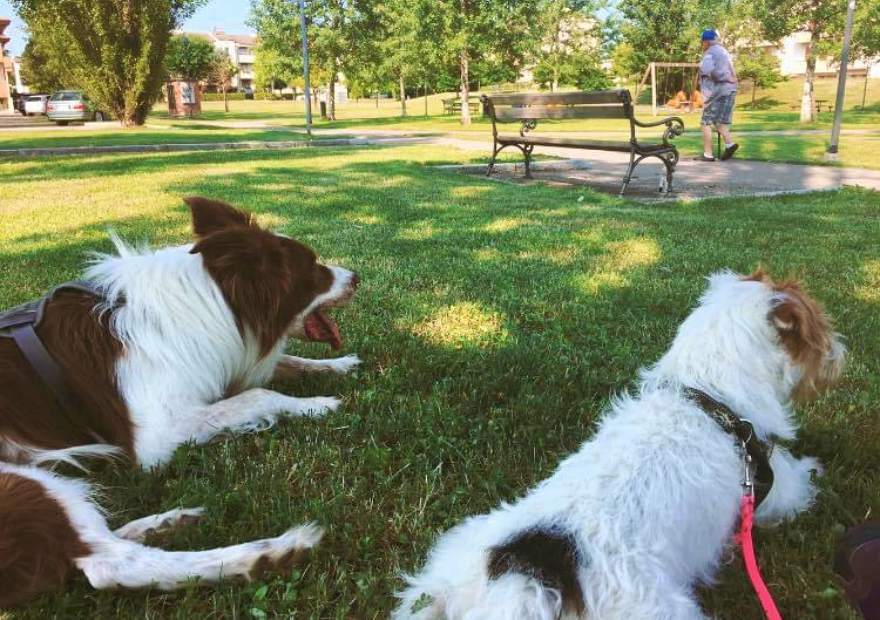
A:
827,0,857,159
298,0,312,137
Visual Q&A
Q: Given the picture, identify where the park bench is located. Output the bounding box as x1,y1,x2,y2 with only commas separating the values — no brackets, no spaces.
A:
481,89,684,195
442,96,482,115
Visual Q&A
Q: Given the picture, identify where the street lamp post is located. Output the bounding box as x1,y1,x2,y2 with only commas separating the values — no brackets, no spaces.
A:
298,0,312,138
827,0,857,158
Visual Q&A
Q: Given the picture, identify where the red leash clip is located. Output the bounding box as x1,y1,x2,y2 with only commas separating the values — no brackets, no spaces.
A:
737,440,783,620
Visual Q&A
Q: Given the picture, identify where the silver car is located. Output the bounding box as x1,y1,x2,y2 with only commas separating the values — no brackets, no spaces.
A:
47,91,108,125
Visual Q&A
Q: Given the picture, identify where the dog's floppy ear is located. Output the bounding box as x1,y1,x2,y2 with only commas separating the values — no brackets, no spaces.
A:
184,196,254,237
771,282,830,366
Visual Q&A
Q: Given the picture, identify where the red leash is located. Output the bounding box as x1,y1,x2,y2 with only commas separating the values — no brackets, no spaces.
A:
737,479,783,619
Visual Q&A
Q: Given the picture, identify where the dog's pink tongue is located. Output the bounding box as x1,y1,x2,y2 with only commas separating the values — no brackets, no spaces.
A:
304,309,342,350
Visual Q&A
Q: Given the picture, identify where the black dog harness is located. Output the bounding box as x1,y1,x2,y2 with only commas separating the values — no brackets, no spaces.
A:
0,281,104,424
685,388,775,507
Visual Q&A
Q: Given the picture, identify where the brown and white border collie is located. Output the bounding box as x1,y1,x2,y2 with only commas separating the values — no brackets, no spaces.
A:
0,197,360,607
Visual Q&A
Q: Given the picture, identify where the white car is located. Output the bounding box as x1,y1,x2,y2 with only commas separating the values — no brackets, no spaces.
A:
24,94,50,116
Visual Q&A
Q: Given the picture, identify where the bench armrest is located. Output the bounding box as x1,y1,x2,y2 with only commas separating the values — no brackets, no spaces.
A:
632,115,685,146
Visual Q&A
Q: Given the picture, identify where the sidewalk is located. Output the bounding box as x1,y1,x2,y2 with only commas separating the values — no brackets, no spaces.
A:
427,136,880,200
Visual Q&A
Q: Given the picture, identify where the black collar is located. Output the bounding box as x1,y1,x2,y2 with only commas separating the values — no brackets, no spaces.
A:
684,388,774,507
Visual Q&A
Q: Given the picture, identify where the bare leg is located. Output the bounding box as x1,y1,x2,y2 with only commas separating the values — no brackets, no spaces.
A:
272,353,361,381
114,507,206,542
701,124,714,155
717,123,733,145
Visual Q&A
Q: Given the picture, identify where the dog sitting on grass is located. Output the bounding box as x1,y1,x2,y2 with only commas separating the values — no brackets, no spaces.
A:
0,197,360,607
394,270,845,620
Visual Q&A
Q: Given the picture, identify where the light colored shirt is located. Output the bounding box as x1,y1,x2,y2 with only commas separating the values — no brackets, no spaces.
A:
700,43,738,99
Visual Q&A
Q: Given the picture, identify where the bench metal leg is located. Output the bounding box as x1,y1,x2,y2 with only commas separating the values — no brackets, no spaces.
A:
523,144,535,179
486,141,500,177
620,148,637,196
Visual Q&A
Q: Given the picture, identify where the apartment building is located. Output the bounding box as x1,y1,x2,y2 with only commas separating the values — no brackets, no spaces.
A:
180,29,257,90
1,17,13,111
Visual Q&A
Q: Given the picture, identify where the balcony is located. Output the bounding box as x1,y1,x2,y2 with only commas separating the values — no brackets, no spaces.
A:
237,54,255,64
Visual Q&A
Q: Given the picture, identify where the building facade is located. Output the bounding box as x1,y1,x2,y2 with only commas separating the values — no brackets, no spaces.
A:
766,31,880,78
1,17,13,111
179,29,257,90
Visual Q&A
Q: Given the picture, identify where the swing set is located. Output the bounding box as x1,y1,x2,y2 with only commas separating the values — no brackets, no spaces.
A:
635,62,703,116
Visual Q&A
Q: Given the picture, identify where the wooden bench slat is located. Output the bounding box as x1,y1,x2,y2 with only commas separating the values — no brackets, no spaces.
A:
486,89,630,106
496,135,673,152
494,105,630,121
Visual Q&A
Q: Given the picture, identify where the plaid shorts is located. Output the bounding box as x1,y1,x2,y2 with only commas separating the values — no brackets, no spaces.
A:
701,92,736,125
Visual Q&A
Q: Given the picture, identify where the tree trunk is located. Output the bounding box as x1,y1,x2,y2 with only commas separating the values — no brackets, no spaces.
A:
459,48,471,126
329,63,337,120
752,80,757,105
223,86,229,113
424,81,428,117
800,36,816,123
863,67,871,108
399,73,407,116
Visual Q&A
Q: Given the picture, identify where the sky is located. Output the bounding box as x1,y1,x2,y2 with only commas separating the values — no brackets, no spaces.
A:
0,0,255,56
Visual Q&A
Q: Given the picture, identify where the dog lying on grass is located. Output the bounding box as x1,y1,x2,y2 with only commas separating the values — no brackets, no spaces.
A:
0,197,360,607
394,270,845,620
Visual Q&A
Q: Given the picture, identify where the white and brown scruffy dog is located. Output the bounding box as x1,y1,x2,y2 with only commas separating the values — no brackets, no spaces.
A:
394,270,845,620
0,197,360,607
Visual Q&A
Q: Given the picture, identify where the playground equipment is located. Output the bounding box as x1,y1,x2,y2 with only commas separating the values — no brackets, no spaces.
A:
635,62,702,116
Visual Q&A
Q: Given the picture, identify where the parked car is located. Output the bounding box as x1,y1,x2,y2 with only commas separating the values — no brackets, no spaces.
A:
47,91,108,125
24,94,50,116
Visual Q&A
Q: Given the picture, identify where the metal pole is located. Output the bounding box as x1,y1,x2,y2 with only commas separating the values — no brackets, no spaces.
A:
827,0,856,157
650,62,657,116
298,0,312,137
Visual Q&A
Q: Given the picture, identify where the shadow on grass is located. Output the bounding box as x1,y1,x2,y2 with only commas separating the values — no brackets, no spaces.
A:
6,146,880,618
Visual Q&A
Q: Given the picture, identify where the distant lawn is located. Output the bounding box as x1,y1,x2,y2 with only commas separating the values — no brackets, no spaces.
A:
0,126,311,151
2,143,878,619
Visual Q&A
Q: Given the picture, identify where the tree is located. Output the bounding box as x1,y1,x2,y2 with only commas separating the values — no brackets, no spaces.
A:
847,0,880,108
166,34,217,82
308,0,374,120
531,0,610,92
749,0,845,122
374,0,445,116
18,34,67,93
617,0,702,77
208,53,240,112
736,48,784,105
248,0,302,97
13,0,207,126
431,0,539,125
253,43,300,94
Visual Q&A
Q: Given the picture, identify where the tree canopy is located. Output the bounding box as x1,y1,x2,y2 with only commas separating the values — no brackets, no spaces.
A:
13,0,207,126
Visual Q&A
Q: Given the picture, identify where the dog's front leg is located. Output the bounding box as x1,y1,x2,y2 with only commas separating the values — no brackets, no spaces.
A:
272,353,361,381
755,447,822,525
187,388,340,445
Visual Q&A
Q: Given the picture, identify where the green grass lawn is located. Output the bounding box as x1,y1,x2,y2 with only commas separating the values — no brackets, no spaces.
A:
0,126,315,150
1,144,879,619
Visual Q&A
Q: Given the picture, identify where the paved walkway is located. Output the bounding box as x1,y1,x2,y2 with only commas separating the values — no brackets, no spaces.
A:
426,136,880,200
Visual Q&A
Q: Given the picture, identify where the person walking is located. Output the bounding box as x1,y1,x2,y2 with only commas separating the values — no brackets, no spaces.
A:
696,29,739,162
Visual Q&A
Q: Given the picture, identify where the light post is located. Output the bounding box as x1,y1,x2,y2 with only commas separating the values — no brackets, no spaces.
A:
298,0,312,137
827,0,857,159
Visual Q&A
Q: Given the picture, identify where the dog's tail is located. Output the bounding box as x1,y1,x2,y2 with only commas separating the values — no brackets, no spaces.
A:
16,443,124,472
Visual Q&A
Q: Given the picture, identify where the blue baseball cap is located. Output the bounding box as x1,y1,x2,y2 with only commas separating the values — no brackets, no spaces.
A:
701,29,718,41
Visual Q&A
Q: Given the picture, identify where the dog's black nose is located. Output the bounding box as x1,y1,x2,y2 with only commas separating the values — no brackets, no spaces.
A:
351,272,360,288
